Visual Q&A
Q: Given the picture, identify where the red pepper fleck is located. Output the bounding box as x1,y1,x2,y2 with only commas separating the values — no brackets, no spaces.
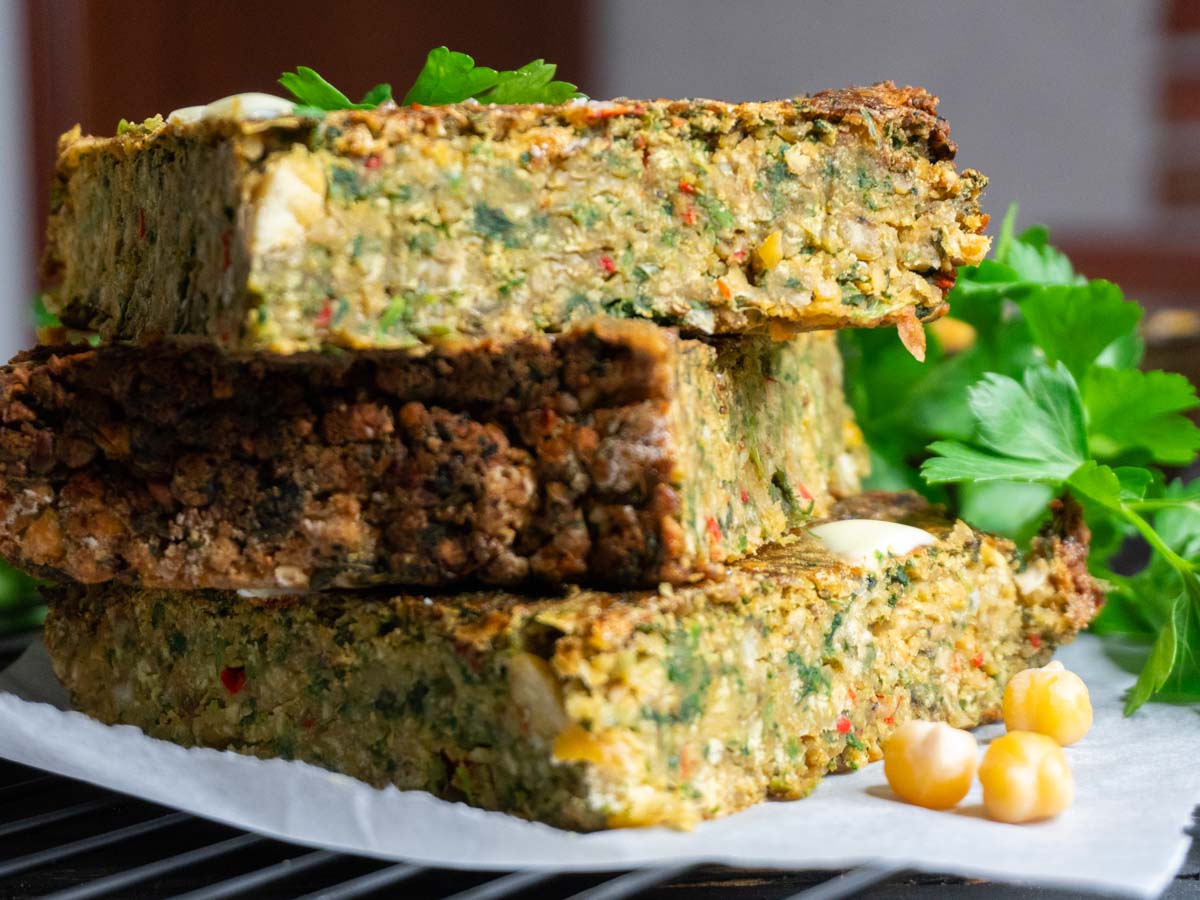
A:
633,134,651,168
220,666,246,695
598,255,617,274
587,104,640,121
706,516,722,543
364,154,382,170
971,652,985,668
678,179,697,195
740,488,749,504
933,271,957,292
679,744,700,779
847,689,857,702
314,299,333,329
137,208,146,240
836,715,852,734
797,482,814,501
732,248,748,263
1029,634,1042,649
301,717,315,729
681,205,697,226
716,279,733,300
884,714,895,726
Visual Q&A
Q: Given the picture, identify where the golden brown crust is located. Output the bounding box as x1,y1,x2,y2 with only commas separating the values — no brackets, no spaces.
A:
57,83,958,165
1035,495,1108,632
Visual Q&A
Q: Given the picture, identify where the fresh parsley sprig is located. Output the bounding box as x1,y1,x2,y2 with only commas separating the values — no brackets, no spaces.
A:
841,205,1200,713
279,67,393,117
403,47,583,105
279,47,583,116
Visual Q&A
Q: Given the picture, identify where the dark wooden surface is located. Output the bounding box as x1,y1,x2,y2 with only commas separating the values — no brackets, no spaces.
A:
0,627,1197,899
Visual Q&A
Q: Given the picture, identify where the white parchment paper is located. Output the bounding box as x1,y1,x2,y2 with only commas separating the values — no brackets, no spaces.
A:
0,634,1196,898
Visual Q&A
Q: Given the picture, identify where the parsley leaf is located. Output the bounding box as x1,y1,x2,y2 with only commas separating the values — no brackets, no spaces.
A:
923,442,1075,485
1126,589,1184,714
402,47,501,105
402,47,582,106
973,365,1087,465
998,218,1080,286
476,59,582,105
279,66,392,113
280,49,582,117
1018,280,1142,381
1084,368,1200,466
922,364,1087,486
1126,576,1200,713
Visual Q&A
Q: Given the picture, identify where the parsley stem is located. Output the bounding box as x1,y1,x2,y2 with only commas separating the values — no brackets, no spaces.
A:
1128,499,1200,514
1120,504,1194,574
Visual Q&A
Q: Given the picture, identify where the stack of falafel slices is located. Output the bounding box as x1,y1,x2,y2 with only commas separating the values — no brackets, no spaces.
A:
1,83,1101,830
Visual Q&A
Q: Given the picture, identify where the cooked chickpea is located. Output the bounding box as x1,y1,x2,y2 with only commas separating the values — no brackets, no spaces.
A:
1003,660,1092,746
883,720,978,810
979,731,1073,823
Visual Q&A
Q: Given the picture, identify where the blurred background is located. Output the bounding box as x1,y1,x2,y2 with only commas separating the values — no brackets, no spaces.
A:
1,0,1197,364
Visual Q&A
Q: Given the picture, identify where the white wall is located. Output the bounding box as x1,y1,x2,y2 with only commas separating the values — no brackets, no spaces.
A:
591,0,1159,234
0,0,32,358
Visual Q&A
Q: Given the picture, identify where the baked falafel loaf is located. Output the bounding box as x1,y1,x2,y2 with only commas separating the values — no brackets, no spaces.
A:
45,84,988,353
44,493,1102,831
0,320,863,590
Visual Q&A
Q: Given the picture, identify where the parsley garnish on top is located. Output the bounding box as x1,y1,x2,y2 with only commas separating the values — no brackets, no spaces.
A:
841,206,1200,714
403,47,583,105
279,47,583,115
279,67,393,117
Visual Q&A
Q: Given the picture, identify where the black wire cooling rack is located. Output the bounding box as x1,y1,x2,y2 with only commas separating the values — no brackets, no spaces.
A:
1,617,1198,900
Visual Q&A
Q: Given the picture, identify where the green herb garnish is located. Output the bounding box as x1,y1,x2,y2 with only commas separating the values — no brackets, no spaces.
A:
279,66,393,117
403,47,583,105
280,48,583,117
842,205,1200,713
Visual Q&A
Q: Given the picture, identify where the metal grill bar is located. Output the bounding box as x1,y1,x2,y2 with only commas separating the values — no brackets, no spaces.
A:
565,865,694,900
170,848,339,900
0,811,189,878
0,773,53,798
444,870,558,900
43,833,267,900
786,863,907,900
0,796,118,838
292,862,425,900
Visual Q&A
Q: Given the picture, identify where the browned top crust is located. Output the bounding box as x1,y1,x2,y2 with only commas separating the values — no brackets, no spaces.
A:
57,82,957,167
